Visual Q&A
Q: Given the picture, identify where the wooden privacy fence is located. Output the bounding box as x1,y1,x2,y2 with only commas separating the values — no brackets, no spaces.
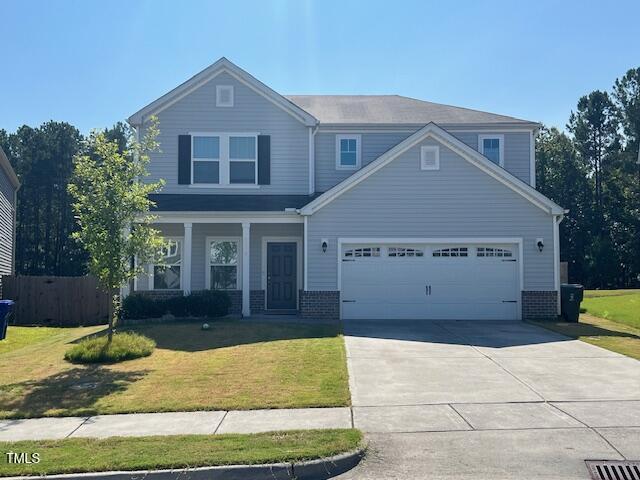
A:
1,275,110,326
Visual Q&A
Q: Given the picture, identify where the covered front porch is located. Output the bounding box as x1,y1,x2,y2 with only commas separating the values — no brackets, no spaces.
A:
129,213,304,317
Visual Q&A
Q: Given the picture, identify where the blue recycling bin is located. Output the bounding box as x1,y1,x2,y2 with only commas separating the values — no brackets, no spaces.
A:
0,300,14,341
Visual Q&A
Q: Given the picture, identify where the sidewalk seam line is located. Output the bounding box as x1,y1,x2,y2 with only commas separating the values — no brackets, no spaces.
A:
548,403,627,460
65,416,91,438
436,322,546,401
448,403,475,430
213,411,228,435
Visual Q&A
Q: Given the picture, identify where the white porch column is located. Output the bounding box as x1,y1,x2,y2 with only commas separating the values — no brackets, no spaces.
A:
242,221,251,317
183,222,192,295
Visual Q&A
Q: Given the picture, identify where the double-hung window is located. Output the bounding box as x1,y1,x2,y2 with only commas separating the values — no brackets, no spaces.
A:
191,134,257,185
336,134,361,170
207,238,240,290
229,135,257,184
152,238,182,290
192,135,220,184
478,134,504,166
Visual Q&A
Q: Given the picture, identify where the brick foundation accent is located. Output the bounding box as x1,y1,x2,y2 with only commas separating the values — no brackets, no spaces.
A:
226,290,242,315
300,290,340,321
135,290,183,301
522,291,558,320
250,290,265,313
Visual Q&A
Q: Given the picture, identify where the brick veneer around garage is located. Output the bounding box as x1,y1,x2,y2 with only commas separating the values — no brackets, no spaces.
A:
300,290,340,321
522,290,558,320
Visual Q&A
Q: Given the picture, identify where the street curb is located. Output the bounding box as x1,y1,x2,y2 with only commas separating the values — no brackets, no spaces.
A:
1,448,365,480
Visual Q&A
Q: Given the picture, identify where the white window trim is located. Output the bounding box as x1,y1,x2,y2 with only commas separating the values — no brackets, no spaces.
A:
261,236,303,310
335,134,361,170
478,134,505,167
190,132,259,187
149,237,184,291
205,236,243,290
420,145,440,170
216,85,234,107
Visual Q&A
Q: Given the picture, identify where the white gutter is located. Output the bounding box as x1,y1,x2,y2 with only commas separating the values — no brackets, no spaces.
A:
308,125,319,195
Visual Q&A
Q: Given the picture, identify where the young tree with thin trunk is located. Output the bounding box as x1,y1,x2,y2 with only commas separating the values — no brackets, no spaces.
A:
68,118,165,342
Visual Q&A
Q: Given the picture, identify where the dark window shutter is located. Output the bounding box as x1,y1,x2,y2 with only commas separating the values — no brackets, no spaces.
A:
178,135,191,184
258,135,271,185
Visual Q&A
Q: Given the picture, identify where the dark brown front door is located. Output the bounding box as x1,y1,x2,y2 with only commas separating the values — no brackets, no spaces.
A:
267,242,297,310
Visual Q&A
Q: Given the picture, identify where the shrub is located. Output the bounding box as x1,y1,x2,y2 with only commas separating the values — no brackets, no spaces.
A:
163,295,190,317
121,295,165,319
188,290,233,317
64,332,156,364
121,291,231,319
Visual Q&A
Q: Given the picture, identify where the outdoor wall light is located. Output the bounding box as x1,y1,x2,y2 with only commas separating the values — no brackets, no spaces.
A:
321,239,328,253
536,238,544,252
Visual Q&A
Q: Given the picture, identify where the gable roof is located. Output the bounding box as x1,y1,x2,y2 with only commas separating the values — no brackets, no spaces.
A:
300,123,563,216
128,57,318,127
0,146,20,190
286,95,538,127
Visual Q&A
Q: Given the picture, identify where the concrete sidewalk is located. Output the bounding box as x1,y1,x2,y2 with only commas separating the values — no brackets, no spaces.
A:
0,408,352,441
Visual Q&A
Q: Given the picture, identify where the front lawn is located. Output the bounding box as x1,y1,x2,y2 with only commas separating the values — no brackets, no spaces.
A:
0,321,350,418
530,312,640,360
582,289,640,329
0,429,363,477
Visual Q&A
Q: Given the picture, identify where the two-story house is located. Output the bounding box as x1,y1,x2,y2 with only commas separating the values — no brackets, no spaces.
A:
127,57,564,322
0,146,20,296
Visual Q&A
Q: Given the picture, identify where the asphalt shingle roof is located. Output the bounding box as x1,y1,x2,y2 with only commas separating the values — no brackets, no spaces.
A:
285,95,535,126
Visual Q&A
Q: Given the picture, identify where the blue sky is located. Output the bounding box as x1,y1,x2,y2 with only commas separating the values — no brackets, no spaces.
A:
1,0,639,133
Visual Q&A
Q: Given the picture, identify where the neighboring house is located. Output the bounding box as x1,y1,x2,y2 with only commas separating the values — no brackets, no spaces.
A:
0,147,20,295
127,57,564,321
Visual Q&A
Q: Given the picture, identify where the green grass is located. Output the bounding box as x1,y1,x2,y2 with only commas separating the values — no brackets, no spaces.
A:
0,326,103,356
581,289,640,329
0,429,363,477
64,332,156,364
0,321,350,418
530,312,640,360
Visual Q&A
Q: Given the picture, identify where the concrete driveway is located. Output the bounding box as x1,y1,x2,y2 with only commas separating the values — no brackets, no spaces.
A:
337,320,640,480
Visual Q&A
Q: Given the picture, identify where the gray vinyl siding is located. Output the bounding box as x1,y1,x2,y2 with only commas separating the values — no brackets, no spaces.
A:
314,129,532,192
306,137,554,292
144,71,309,195
0,170,16,281
136,223,303,292
315,132,413,191
449,131,532,184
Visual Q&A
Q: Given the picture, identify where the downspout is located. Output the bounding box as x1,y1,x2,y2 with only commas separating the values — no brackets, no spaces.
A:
308,124,319,195
553,210,567,316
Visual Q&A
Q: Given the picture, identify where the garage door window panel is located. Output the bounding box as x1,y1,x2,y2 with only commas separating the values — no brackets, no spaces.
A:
388,247,424,257
432,247,468,257
477,247,513,258
344,247,380,258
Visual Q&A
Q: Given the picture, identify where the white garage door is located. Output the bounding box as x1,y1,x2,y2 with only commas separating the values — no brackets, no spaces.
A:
341,243,520,320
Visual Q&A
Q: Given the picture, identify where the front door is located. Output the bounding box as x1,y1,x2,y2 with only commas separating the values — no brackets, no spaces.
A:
267,242,297,310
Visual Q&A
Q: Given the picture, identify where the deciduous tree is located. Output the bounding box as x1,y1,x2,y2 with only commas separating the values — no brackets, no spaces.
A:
68,118,165,342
